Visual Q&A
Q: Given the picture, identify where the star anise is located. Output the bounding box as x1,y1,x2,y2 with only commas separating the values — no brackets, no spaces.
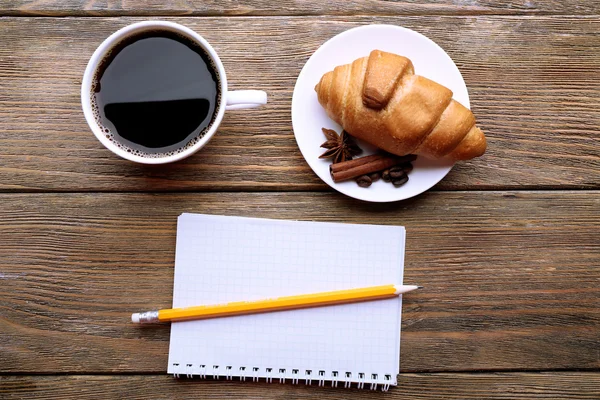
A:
319,128,362,164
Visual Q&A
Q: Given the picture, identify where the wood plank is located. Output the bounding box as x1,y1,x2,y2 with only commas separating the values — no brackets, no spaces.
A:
0,192,598,373
0,16,598,192
1,373,600,399
1,1,599,17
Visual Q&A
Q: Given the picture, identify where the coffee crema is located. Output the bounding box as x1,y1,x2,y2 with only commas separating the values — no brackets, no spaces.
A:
91,30,221,158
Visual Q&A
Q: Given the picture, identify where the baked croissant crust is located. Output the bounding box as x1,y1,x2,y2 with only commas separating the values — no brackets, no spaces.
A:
315,50,486,160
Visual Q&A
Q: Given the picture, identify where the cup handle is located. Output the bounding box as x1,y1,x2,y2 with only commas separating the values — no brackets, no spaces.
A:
225,90,268,110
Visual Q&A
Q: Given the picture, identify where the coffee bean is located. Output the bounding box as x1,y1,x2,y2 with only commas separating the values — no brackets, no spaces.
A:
356,175,372,188
402,163,414,173
392,175,409,187
381,169,391,182
389,168,406,179
369,172,381,182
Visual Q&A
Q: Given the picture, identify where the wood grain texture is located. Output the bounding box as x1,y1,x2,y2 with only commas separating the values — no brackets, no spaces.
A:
0,192,598,373
0,16,598,192
1,0,599,16
1,373,600,399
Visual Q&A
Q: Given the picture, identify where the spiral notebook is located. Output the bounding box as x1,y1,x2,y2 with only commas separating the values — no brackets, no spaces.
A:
167,213,405,391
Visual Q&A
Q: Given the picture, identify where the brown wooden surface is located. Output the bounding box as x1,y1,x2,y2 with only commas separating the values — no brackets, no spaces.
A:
1,0,599,16
1,1,599,398
2,373,600,399
0,16,599,191
1,192,598,373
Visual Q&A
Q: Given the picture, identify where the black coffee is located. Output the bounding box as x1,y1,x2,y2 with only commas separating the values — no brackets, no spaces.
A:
91,30,220,157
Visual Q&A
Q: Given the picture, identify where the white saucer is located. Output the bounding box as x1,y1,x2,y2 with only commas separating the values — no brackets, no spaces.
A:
292,24,470,202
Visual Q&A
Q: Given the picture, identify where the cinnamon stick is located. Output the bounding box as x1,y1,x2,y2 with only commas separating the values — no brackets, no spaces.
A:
330,154,417,174
331,155,405,183
330,154,386,174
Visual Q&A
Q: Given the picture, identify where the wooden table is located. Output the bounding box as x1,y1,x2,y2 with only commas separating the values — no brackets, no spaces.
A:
1,1,599,399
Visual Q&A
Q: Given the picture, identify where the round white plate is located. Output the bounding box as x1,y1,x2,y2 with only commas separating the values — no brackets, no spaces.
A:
292,24,470,202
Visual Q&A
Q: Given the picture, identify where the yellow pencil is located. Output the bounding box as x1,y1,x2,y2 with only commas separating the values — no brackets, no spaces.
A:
131,284,421,323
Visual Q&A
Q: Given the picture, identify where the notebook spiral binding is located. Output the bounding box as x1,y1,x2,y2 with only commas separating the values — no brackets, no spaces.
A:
171,363,394,391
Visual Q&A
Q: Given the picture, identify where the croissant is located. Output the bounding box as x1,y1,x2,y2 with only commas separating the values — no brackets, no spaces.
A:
314,50,486,160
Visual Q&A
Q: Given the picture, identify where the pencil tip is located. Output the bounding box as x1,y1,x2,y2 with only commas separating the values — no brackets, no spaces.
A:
417,286,424,289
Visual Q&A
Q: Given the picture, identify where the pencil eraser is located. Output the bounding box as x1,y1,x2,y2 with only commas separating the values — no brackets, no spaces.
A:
131,313,140,323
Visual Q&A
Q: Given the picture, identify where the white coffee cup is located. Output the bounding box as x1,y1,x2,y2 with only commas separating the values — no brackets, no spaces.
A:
81,21,267,164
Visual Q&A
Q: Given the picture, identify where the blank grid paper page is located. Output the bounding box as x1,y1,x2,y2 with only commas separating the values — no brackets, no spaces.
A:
168,213,405,386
